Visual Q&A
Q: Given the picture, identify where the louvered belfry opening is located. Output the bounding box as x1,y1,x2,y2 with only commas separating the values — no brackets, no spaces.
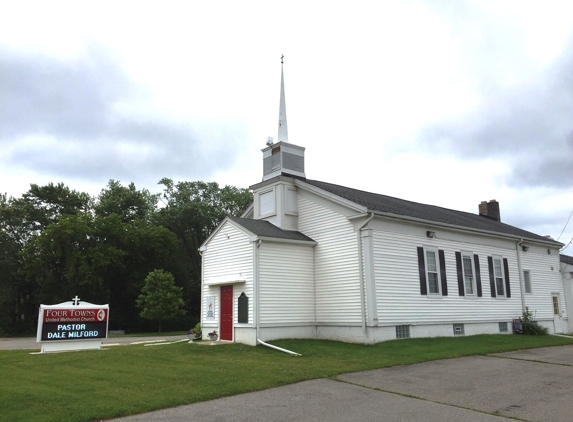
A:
262,141,306,181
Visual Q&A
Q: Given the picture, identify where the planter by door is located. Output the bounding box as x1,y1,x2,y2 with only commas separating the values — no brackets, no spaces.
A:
220,285,233,341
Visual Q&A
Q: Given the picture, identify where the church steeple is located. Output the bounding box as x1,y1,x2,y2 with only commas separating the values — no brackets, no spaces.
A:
278,54,288,143
261,56,305,182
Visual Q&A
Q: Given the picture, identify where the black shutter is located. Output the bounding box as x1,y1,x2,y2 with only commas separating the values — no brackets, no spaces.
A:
488,256,496,297
503,258,511,298
417,247,427,295
439,249,448,296
474,255,482,297
455,252,464,296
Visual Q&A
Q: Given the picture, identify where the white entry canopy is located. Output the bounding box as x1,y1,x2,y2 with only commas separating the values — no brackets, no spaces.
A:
205,275,247,285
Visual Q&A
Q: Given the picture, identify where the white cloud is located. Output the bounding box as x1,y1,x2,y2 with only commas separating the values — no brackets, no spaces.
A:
1,0,572,248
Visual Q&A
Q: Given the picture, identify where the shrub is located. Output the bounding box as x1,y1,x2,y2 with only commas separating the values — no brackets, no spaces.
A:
521,307,548,336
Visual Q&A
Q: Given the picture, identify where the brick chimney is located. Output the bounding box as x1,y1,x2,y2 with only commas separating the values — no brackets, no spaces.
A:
479,200,500,221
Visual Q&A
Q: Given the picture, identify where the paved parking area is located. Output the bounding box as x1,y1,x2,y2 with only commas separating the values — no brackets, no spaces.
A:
112,378,510,422
111,344,573,422
341,351,573,422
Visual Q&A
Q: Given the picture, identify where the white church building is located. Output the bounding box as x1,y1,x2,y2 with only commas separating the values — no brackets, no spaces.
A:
199,61,568,346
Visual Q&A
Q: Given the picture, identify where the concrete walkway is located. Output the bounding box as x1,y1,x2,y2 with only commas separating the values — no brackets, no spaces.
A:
0,335,190,350
109,345,573,422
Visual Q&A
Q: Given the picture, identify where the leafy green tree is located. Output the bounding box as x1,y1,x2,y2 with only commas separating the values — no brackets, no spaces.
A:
136,270,186,333
155,179,252,314
0,185,90,334
0,179,250,335
94,180,158,223
22,213,125,306
0,184,90,246
22,213,181,331
0,229,29,335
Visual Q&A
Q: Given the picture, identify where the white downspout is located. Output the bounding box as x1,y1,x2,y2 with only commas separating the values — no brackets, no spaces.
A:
253,238,301,356
516,239,526,313
357,213,375,332
257,339,301,356
254,239,262,343
199,246,206,339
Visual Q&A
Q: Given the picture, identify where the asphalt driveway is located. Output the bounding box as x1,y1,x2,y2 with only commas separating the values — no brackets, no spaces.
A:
110,344,573,422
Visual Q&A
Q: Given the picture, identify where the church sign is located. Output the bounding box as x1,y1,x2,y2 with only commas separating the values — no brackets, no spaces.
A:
37,296,109,353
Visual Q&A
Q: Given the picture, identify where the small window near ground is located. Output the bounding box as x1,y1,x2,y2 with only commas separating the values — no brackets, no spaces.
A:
499,322,508,332
453,324,465,336
396,325,410,339
524,270,532,294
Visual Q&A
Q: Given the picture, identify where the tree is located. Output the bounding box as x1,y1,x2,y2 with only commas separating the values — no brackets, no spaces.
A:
155,179,252,314
22,213,125,306
22,213,181,331
136,270,186,333
0,229,29,335
0,185,90,334
0,179,250,335
94,180,158,223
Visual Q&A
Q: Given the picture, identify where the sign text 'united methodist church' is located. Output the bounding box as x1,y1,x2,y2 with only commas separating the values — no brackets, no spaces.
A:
41,308,108,340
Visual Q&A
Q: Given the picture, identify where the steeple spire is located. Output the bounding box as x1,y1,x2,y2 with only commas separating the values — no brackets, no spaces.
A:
261,56,305,182
278,55,288,143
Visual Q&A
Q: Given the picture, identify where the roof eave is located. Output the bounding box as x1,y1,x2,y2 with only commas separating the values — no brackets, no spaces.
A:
257,236,317,246
200,216,257,250
368,209,564,247
250,175,296,191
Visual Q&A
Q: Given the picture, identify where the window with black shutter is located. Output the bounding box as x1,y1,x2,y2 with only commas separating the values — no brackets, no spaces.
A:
488,255,508,298
418,247,447,296
455,251,478,296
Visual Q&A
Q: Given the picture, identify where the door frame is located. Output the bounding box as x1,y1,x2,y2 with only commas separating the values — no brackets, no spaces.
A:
552,293,563,334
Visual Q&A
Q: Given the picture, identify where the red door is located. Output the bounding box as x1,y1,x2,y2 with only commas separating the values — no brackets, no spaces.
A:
220,285,233,341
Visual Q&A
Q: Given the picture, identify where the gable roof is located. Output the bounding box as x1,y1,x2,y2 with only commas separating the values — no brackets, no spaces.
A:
298,178,561,245
561,254,573,266
228,216,315,243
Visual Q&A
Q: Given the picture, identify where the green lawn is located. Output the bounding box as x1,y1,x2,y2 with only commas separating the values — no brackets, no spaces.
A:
1,335,572,422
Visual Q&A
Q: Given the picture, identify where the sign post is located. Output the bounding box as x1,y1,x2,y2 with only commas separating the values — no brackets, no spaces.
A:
37,296,109,353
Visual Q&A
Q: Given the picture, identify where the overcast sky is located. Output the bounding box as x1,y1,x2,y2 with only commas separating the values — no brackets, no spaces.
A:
1,1,572,254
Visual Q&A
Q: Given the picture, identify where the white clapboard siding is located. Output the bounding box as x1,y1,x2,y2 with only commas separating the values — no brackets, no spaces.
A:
298,194,361,324
373,229,523,325
521,251,566,320
202,222,254,324
259,242,315,325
